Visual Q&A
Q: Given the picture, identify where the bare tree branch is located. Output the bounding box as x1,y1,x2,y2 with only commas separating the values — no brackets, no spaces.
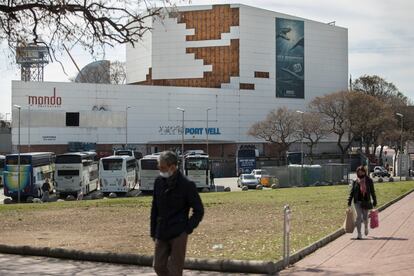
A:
248,107,301,156
0,1,185,58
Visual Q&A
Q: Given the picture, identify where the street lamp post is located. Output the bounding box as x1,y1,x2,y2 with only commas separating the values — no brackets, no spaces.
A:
13,105,21,203
396,113,404,180
177,107,185,172
206,107,212,156
28,104,31,152
125,106,131,149
296,110,304,186
296,111,304,167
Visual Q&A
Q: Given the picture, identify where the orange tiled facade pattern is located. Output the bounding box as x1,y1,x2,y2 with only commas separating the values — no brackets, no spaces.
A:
179,5,240,41
254,71,270,78
137,5,240,89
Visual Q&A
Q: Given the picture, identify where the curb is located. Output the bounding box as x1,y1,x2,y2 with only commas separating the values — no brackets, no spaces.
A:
0,244,280,275
1,187,413,275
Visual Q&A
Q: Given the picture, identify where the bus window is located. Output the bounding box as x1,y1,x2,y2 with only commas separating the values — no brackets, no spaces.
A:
102,159,123,170
186,158,208,170
6,156,31,165
58,170,79,176
127,160,136,172
90,169,99,181
55,155,82,164
140,159,158,170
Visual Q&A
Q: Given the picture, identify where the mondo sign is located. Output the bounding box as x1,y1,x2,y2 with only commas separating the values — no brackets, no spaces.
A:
28,87,62,107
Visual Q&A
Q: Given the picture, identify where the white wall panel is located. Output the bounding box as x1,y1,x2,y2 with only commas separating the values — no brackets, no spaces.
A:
13,5,348,147
126,17,152,83
151,17,207,79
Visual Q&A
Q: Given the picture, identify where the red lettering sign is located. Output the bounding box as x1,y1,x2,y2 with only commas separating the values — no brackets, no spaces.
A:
28,87,62,107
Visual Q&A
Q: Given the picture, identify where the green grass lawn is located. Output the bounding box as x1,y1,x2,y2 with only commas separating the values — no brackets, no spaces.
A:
1,181,413,261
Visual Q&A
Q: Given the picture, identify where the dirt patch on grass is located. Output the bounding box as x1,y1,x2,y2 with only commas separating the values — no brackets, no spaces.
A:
0,200,282,260
1,182,414,261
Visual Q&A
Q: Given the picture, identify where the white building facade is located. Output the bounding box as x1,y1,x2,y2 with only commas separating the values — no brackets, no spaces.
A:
11,4,348,157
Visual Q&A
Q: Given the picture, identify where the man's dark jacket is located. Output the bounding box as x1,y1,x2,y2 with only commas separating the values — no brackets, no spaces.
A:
150,170,204,241
348,176,377,208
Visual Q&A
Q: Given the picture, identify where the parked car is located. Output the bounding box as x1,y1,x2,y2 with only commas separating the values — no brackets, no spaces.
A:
372,166,390,178
250,169,268,182
237,174,259,188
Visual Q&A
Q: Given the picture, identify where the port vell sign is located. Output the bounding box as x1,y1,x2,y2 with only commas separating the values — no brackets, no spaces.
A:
28,88,62,107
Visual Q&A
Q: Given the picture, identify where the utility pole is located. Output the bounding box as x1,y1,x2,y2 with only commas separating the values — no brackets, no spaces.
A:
177,107,185,172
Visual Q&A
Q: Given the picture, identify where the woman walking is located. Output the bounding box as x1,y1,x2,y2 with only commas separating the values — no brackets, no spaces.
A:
348,166,377,239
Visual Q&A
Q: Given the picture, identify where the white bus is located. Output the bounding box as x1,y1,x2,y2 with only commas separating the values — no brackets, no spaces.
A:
138,153,160,192
54,152,98,196
99,155,138,194
3,152,55,200
184,151,210,190
0,155,5,187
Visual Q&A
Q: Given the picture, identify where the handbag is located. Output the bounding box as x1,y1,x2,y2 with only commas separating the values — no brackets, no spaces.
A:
369,209,379,229
344,208,356,233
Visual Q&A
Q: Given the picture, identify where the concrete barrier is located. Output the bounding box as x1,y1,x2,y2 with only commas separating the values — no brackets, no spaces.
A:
0,244,279,274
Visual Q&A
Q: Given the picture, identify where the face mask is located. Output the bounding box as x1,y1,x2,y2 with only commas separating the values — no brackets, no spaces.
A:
159,171,172,178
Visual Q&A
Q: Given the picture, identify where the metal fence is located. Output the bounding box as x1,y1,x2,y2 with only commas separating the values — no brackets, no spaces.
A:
262,163,350,187
211,159,236,178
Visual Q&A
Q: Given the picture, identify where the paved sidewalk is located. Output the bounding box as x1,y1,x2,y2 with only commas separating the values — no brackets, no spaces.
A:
280,190,414,275
0,253,264,275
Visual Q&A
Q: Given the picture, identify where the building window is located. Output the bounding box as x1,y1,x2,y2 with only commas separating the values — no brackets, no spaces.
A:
66,112,80,127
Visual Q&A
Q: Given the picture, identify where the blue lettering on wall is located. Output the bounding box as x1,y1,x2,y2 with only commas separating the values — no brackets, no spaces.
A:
184,128,221,135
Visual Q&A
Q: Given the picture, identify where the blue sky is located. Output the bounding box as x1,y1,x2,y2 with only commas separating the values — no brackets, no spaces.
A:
1,0,413,116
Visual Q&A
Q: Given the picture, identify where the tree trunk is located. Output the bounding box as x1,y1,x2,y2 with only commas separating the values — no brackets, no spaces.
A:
373,142,378,163
338,141,345,163
308,143,314,165
378,144,385,165
365,139,371,155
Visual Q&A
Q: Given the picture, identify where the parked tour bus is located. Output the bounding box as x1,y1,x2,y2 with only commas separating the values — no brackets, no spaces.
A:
99,155,138,193
54,152,98,196
3,152,55,200
0,155,5,187
114,149,143,160
184,150,210,189
114,149,135,157
138,153,160,192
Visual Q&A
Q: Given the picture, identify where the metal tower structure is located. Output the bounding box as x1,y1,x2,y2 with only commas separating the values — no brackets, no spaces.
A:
16,45,49,82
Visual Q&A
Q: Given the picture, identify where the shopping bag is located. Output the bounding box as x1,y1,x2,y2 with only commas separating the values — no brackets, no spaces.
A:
344,208,355,233
369,209,379,229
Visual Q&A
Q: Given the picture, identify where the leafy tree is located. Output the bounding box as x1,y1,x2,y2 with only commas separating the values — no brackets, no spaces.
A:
353,75,412,161
248,107,301,156
352,75,405,102
347,92,396,157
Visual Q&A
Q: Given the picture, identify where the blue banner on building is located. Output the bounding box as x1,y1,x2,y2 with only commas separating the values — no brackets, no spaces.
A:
276,18,304,98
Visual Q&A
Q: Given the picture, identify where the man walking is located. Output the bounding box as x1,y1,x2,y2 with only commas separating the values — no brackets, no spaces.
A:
151,151,204,276
41,178,51,202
